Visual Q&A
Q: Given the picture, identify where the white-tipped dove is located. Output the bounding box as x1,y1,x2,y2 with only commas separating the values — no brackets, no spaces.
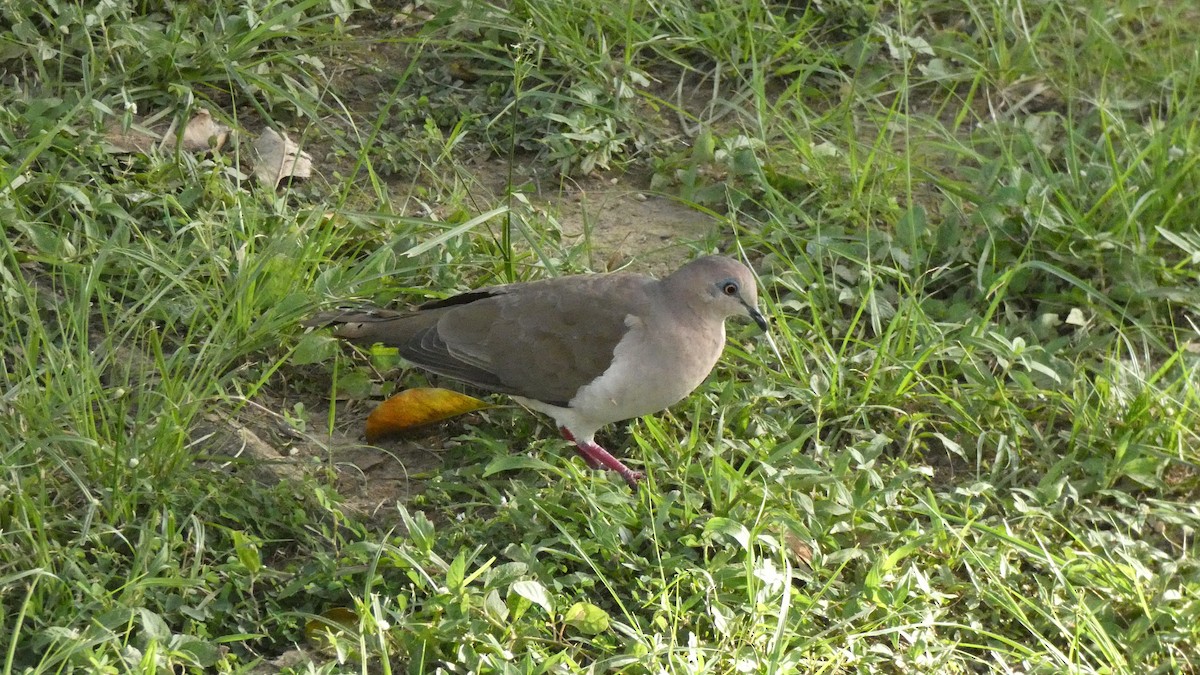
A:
310,255,768,488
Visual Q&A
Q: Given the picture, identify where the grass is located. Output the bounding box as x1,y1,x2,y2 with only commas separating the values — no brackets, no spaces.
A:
2,0,1199,671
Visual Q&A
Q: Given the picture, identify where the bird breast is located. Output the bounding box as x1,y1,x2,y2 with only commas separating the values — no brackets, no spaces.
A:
567,314,726,428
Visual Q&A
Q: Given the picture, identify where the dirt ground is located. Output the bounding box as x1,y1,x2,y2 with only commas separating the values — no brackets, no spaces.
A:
467,157,724,273
225,164,727,525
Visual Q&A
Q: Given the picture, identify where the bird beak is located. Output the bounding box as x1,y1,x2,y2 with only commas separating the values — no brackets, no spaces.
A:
744,302,770,332
742,300,783,363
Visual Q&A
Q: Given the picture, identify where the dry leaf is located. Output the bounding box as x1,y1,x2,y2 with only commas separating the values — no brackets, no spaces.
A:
365,387,489,442
251,128,313,189
782,529,814,569
1064,307,1088,327
390,2,435,28
103,124,159,154
176,108,229,152
103,108,229,155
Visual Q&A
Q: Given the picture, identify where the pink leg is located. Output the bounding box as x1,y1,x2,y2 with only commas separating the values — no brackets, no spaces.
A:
572,442,605,469
559,427,605,468
559,427,643,489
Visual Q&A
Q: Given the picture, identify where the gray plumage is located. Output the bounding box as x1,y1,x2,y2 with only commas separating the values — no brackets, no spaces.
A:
309,255,767,488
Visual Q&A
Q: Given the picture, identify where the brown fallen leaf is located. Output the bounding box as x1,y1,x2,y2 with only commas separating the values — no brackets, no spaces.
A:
103,124,159,154
389,2,435,29
782,529,814,569
103,108,229,154
251,127,313,189
365,387,489,442
175,108,229,152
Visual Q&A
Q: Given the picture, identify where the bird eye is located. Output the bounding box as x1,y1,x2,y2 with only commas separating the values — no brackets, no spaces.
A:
721,281,739,296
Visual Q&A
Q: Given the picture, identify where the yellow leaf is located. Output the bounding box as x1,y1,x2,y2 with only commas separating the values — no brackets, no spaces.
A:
365,387,489,442
304,606,358,654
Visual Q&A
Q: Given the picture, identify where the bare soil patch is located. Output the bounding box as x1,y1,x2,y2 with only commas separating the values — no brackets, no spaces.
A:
466,158,725,274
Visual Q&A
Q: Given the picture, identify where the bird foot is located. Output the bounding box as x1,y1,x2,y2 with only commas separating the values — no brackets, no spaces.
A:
559,427,643,489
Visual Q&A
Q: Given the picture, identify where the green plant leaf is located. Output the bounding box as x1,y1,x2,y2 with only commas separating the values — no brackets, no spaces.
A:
483,455,555,477
511,580,553,615
563,601,609,634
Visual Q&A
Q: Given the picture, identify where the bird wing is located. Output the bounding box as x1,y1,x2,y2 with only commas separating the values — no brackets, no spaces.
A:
417,274,652,406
